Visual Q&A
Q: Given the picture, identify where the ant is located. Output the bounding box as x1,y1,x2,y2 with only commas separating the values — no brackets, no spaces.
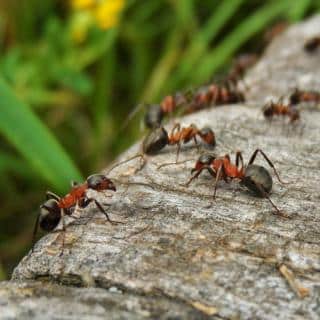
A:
185,82,245,114
263,99,300,123
263,21,288,44
144,92,188,129
32,174,122,253
289,88,320,105
227,53,258,86
304,36,320,53
107,124,216,174
185,149,286,215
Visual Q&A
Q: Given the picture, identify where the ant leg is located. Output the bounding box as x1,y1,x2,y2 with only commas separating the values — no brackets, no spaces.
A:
107,153,145,174
248,149,287,184
185,165,216,187
170,123,181,136
213,164,223,199
59,208,66,257
31,214,40,253
46,191,60,201
91,199,124,224
235,151,244,170
175,142,182,163
193,136,200,152
251,182,288,218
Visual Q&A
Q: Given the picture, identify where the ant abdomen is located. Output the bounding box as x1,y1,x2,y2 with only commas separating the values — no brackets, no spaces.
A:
241,164,273,197
39,199,61,231
142,127,169,155
144,104,164,129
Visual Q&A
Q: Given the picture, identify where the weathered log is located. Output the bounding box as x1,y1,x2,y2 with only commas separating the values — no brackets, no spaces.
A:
1,15,320,320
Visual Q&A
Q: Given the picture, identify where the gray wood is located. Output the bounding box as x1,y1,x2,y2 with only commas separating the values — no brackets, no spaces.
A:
1,15,320,320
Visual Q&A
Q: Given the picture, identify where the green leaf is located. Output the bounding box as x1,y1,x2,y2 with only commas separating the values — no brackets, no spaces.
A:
287,0,312,21
168,0,245,90
193,1,292,84
0,77,83,192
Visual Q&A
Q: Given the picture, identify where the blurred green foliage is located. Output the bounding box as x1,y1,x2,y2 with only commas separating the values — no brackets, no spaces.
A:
0,0,318,280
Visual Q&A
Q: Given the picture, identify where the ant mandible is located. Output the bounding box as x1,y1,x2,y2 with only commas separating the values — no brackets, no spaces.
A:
32,174,122,252
107,124,216,174
263,99,300,123
289,88,320,105
185,149,286,215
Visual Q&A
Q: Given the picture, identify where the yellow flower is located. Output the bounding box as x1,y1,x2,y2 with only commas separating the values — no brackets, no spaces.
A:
71,0,96,10
69,0,125,43
94,0,125,30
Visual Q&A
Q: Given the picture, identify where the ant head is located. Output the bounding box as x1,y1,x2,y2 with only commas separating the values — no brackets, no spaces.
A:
191,154,215,173
144,104,164,129
39,199,61,231
199,127,216,146
241,164,273,197
142,127,169,155
87,174,116,192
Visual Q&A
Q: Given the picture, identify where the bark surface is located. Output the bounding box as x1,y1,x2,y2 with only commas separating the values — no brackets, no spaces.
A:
1,15,320,320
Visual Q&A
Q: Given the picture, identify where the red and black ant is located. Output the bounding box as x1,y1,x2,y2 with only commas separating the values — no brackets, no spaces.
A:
144,92,189,129
32,174,122,253
227,53,258,86
108,124,216,174
185,82,245,114
289,88,320,105
304,36,320,53
263,21,288,44
263,99,300,123
185,149,286,215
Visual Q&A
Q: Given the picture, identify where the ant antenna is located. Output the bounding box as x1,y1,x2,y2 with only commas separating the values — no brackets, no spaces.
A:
107,154,145,175
157,158,194,170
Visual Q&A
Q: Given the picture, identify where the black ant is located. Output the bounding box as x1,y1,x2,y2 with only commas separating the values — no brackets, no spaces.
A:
289,88,320,105
263,99,300,123
185,149,286,216
32,174,122,253
108,124,216,174
304,36,320,53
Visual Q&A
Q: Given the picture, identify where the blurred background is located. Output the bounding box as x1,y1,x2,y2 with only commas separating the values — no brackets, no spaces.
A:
0,0,319,280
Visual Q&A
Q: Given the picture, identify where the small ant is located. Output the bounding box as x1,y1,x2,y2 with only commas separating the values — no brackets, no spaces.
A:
263,99,300,123
185,149,286,215
304,36,320,53
263,21,288,44
108,124,216,174
289,88,320,105
186,82,245,114
144,92,188,129
227,53,258,85
32,174,122,253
